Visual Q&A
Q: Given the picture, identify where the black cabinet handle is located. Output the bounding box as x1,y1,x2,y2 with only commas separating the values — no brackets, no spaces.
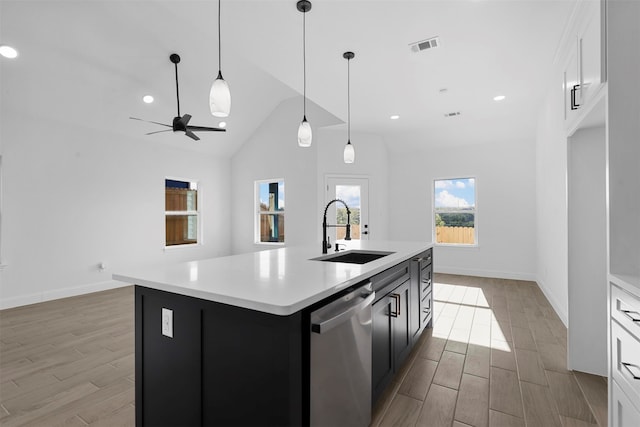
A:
570,84,581,110
622,362,640,380
389,294,400,318
622,309,640,322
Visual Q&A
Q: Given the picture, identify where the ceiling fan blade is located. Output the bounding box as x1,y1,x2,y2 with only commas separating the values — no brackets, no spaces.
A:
145,129,174,135
186,125,226,132
185,130,200,141
180,114,192,126
130,117,172,128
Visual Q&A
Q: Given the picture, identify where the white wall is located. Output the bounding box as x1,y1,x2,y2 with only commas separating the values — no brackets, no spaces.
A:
316,128,389,242
388,140,537,281
0,112,231,309
229,97,391,255
230,97,340,255
535,84,569,325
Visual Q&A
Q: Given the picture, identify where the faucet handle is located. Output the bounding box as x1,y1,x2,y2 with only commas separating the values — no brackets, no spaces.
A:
326,236,331,249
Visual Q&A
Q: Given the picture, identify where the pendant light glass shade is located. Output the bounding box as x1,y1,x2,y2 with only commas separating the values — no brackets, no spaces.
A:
344,141,355,163
210,71,230,117
298,116,312,147
210,0,230,118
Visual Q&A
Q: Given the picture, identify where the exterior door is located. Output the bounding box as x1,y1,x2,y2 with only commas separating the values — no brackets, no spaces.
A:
325,176,370,243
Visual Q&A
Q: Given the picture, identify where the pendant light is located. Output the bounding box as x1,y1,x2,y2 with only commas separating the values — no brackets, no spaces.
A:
297,0,312,147
209,0,231,117
343,51,355,164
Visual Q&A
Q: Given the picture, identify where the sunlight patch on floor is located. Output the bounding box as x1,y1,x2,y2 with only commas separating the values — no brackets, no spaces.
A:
432,281,512,353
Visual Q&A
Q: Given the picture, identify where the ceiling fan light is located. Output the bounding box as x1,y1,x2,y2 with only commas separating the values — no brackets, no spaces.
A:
298,117,312,147
344,141,355,164
209,73,231,117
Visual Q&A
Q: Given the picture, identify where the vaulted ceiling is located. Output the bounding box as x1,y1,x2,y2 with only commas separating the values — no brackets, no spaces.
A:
1,0,576,157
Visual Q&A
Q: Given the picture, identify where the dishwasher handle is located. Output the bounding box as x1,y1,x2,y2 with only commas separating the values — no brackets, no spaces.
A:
311,290,375,334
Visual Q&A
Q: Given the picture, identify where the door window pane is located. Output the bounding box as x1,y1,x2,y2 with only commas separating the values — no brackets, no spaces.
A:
336,185,361,240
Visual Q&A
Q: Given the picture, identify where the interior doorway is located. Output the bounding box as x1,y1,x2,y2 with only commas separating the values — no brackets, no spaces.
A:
325,176,370,243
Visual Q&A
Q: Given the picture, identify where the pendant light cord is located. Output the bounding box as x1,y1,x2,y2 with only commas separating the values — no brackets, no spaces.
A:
303,10,307,118
218,0,222,74
347,57,350,141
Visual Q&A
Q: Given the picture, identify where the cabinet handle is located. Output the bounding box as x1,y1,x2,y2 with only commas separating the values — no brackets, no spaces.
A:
571,84,581,110
622,362,640,380
622,309,640,322
389,294,400,318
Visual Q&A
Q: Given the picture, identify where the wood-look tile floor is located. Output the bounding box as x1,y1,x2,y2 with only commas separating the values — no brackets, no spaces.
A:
372,274,608,427
0,287,135,426
0,275,607,426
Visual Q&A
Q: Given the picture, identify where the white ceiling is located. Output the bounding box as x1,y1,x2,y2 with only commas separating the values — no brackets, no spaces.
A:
1,0,576,157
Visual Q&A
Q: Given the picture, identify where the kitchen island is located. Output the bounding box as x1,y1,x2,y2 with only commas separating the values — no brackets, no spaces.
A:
114,240,433,426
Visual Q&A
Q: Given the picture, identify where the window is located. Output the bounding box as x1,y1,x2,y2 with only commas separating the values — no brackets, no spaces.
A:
165,179,199,247
434,177,476,245
255,179,285,244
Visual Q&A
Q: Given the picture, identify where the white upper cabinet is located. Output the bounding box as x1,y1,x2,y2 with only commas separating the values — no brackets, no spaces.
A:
560,0,606,134
578,1,604,105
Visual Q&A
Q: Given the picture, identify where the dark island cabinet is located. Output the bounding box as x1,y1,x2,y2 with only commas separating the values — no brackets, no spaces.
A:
371,249,434,404
135,287,303,427
134,248,434,426
372,261,413,402
410,249,434,344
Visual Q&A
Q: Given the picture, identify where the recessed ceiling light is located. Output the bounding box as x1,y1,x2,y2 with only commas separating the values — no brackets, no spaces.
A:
218,121,227,128
142,95,154,104
390,115,400,120
0,45,18,59
493,95,506,101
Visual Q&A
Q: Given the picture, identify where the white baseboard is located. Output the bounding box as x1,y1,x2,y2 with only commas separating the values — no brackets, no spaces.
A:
0,280,130,310
434,265,536,282
534,277,568,327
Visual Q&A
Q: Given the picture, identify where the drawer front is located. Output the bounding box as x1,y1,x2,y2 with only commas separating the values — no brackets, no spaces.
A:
611,283,640,339
612,379,640,427
611,319,640,406
421,248,433,266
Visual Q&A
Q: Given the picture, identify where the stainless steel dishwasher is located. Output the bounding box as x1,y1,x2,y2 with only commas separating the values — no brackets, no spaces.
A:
310,282,375,427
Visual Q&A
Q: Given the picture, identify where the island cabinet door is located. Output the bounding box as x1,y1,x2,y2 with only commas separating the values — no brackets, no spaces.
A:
200,304,303,427
392,279,412,370
136,286,304,427
372,293,394,403
136,287,203,427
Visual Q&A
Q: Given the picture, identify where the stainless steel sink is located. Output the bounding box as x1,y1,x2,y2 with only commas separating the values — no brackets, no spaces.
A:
311,250,394,265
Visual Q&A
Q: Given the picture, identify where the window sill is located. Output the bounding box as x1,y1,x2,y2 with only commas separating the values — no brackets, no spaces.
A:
254,242,285,246
435,243,479,248
164,243,200,251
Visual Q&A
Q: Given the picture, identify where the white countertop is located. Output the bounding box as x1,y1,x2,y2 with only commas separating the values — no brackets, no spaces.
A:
113,240,432,316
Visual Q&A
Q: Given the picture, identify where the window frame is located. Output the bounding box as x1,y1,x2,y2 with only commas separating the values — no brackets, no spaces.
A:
432,176,478,247
254,178,285,246
164,177,201,249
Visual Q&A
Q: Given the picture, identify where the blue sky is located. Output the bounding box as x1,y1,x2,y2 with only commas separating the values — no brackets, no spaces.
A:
434,178,475,208
259,181,285,210
336,185,361,209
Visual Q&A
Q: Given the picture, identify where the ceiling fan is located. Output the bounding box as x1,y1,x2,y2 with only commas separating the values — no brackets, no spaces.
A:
130,53,225,141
